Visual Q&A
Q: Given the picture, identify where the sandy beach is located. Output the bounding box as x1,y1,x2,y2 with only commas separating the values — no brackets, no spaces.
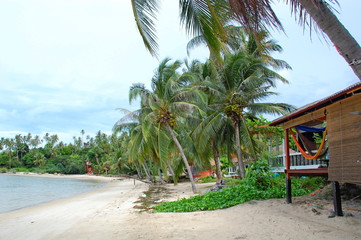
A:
1,176,361,240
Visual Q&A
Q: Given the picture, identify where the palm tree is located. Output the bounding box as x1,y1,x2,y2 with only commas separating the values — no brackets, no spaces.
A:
80,129,85,147
114,108,160,182
128,58,206,193
131,0,361,80
30,135,42,149
181,59,229,182
3,138,15,168
197,50,294,178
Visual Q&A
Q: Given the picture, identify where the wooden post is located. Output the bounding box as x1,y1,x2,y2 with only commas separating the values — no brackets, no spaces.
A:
332,181,343,216
285,129,292,204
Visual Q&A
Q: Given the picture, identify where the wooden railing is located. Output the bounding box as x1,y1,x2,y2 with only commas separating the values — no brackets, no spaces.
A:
270,152,328,172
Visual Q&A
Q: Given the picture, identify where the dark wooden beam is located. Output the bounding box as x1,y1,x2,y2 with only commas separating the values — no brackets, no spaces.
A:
282,107,327,129
285,168,328,177
285,129,292,204
332,181,343,216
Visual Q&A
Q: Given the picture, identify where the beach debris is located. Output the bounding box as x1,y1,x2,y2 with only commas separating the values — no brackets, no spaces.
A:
140,194,147,198
328,210,336,218
311,208,321,215
208,184,229,192
344,212,354,217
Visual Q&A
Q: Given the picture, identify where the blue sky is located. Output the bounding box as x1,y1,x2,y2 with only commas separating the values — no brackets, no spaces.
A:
0,0,360,143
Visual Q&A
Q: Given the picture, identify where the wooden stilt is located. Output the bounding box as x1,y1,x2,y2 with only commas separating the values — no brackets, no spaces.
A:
286,177,292,204
332,181,343,216
285,129,292,204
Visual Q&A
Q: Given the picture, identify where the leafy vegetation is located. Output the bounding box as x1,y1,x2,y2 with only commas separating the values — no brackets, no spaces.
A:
154,161,325,212
197,176,217,183
0,131,130,175
113,27,294,191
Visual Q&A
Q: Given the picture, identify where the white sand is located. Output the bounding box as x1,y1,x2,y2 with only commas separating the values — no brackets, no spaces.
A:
0,177,147,240
1,178,361,240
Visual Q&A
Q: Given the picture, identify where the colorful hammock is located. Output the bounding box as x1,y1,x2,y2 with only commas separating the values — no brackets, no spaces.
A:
290,128,327,160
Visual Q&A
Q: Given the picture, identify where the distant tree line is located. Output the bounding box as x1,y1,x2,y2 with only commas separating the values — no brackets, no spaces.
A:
0,130,133,175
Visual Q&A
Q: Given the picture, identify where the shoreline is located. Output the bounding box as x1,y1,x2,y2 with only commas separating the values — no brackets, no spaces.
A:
1,178,361,239
0,171,119,182
0,173,123,214
0,178,149,240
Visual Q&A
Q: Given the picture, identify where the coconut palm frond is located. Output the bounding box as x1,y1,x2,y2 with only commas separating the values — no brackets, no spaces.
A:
186,35,207,56
131,0,160,57
228,0,284,32
247,102,295,116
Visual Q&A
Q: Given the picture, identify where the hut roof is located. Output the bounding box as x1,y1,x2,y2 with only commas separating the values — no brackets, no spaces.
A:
269,82,361,126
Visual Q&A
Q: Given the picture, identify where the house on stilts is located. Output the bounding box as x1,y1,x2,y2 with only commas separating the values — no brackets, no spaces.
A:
269,82,361,216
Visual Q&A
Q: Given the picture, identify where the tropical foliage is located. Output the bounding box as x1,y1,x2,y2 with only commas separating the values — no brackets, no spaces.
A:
115,28,294,192
0,131,128,175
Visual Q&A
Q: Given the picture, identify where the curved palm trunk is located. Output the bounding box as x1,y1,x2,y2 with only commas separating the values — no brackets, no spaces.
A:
234,121,246,178
142,163,153,182
166,124,198,193
213,144,223,182
298,0,361,80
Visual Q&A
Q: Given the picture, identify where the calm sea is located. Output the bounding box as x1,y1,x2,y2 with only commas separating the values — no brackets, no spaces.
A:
0,174,106,213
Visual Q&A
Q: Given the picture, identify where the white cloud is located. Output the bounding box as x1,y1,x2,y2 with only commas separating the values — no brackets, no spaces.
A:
0,0,360,143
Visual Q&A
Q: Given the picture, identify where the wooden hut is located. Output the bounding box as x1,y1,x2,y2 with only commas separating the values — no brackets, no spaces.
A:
269,82,361,216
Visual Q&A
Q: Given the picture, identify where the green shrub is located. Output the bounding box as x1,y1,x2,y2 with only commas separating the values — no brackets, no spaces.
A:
197,176,217,183
224,177,242,187
12,167,30,173
154,161,326,212
44,164,62,174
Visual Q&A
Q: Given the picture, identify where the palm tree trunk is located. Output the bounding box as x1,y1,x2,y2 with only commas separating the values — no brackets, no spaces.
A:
166,124,198,193
298,0,361,80
135,164,142,179
142,163,154,182
234,121,246,178
213,144,223,182
167,160,177,185
158,168,167,184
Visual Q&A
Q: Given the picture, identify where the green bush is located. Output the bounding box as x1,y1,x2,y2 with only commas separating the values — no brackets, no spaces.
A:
224,177,243,187
13,167,31,173
197,176,217,183
154,161,326,212
44,164,62,174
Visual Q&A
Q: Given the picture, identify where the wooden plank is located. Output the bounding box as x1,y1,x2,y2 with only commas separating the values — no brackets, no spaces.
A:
285,168,328,177
282,107,327,129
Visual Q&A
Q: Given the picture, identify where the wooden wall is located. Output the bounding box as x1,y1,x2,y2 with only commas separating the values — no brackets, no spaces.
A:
328,94,361,184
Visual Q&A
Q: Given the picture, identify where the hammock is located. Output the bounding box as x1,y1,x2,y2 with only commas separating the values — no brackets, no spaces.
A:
295,125,326,133
290,128,327,160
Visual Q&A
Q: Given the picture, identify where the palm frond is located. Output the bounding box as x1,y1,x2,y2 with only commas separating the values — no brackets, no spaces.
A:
228,0,284,32
186,35,207,56
129,83,150,104
131,0,160,57
239,117,257,161
247,102,295,116
157,124,171,166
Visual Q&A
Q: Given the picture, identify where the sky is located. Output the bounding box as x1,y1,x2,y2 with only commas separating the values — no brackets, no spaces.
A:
0,0,360,143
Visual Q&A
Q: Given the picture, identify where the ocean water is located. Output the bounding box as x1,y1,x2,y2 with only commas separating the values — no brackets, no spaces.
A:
0,174,106,213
